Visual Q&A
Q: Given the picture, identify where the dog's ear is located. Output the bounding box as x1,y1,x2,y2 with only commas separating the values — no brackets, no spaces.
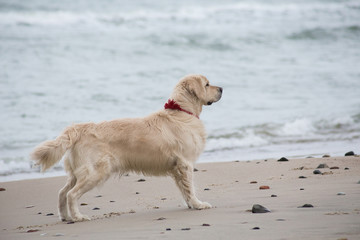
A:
183,80,199,99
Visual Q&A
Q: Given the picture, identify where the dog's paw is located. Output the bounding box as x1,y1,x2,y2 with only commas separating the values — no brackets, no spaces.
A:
72,214,91,222
194,201,212,210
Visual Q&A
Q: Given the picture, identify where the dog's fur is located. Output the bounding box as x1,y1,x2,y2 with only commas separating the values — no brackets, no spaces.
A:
31,74,222,222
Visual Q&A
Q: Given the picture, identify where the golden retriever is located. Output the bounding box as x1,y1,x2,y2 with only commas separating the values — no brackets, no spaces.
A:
31,74,222,222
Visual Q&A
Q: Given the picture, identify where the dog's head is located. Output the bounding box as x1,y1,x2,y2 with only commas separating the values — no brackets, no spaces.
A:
178,74,222,106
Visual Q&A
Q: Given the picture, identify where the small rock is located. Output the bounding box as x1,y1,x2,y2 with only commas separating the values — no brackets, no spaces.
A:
26,205,35,208
137,179,146,182
345,151,355,156
161,198,167,200
337,192,346,196
300,188,305,190
322,154,330,158
166,228,171,231
330,166,339,169
46,213,54,216
157,217,166,221
95,195,102,198
38,212,42,214
357,180,360,184
92,207,100,210
252,204,270,213
181,228,191,231
344,167,349,170
193,168,198,172
252,227,260,230
27,229,40,233
250,181,258,184
299,176,307,179
276,219,286,221
80,203,88,206
202,223,211,227
204,188,210,191
67,221,75,224
317,163,329,169
259,185,270,190
271,194,277,197
0,188,6,191
136,192,140,194
110,200,115,203
277,157,289,162
298,204,314,208
129,209,136,213
313,170,322,175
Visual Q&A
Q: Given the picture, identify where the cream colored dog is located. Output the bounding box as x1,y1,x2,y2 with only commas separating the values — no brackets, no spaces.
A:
31,74,222,222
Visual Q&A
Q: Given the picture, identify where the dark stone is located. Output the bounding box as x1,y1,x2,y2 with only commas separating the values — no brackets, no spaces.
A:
345,151,355,156
136,192,140,194
92,207,100,210
276,219,286,221
250,181,258,184
110,200,115,203
80,203,88,206
298,204,314,208
204,188,210,191
202,223,211,226
252,227,260,230
95,195,102,198
193,168,199,172
313,170,322,174
252,204,271,213
157,217,166,221
259,185,270,190
67,221,75,224
181,228,191,231
137,179,146,182
300,188,305,190
317,163,329,169
299,176,307,179
27,229,40,233
330,166,339,169
271,194,277,197
166,228,171,231
46,213,54,216
277,157,289,162
0,188,6,191
344,167,349,170
322,154,330,158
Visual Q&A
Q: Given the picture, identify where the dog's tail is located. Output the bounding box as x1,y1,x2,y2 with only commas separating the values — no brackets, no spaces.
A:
31,126,81,172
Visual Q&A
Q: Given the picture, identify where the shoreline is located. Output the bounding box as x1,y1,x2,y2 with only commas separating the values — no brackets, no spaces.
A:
1,156,359,239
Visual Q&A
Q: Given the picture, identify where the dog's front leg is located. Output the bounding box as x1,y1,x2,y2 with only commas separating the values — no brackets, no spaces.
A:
172,160,212,210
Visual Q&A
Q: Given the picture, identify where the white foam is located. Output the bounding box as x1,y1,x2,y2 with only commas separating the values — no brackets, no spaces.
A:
280,118,315,136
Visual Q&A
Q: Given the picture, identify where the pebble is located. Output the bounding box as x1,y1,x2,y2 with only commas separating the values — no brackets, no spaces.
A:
300,188,305,190
252,227,260,230
299,176,307,179
317,163,329,169
166,228,172,231
181,228,191,231
193,168,199,172
0,187,6,191
259,185,270,190
67,221,75,224
322,154,330,158
345,151,355,156
95,195,102,198
357,180,360,184
80,203,88,206
202,223,211,227
137,179,146,182
204,188,210,191
92,207,100,210
298,204,314,208
250,181,258,184
157,217,166,221
27,229,40,233
330,166,339,169
313,170,322,175
337,192,346,196
277,157,289,162
276,219,286,221
110,200,115,203
252,204,271,213
46,213,54,216
344,167,349,170
26,205,35,208
271,194,277,197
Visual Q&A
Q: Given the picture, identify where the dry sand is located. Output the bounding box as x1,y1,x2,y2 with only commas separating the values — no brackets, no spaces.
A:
1,156,359,240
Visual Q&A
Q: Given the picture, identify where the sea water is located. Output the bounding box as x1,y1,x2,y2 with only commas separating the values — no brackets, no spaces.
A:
1,0,360,181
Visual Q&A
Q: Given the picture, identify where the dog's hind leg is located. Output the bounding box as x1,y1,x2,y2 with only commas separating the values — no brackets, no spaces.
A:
58,175,76,221
172,160,212,210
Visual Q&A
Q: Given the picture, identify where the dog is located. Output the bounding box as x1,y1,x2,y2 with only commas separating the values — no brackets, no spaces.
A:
31,74,222,222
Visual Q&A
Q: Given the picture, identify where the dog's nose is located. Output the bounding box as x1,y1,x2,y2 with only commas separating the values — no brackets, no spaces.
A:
219,87,223,93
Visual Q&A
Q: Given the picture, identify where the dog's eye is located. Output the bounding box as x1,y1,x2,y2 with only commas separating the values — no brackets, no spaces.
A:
205,83,209,87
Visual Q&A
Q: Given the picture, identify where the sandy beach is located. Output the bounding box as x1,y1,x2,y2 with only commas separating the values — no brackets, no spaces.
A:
1,156,359,240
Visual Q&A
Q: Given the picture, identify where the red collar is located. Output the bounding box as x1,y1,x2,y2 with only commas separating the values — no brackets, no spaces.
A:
164,99,199,119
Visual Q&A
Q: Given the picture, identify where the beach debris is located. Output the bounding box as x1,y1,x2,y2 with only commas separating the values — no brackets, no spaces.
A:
322,154,330,158
330,166,339,169
110,200,115,203
313,170,322,175
166,228,172,231
46,213,54,216
54,233,65,237
298,204,314,208
299,176,307,179
26,205,35,208
27,229,40,233
156,217,166,221
271,194,277,197
137,179,146,182
80,203,88,206
277,157,289,162
317,163,329,169
181,228,191,231
337,192,346,196
259,185,270,190
204,188,210,191
95,195,102,198
252,227,260,230
136,192,140,194
250,181,258,184
38,212,42,214
300,188,305,190
0,187,6,191
92,207,100,210
344,167,349,170
345,151,355,156
202,223,211,227
252,204,271,213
